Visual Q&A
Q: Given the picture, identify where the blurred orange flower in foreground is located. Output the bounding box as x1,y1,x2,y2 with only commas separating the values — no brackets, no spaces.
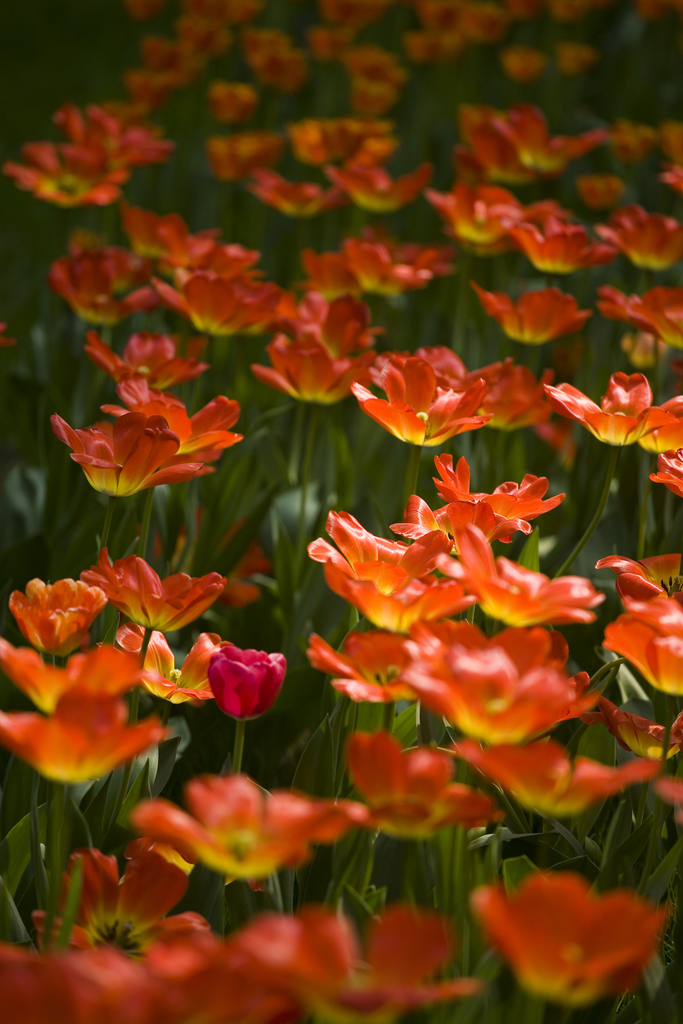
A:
8,577,107,657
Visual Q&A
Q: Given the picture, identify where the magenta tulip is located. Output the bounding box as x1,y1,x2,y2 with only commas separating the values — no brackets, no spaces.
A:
208,646,286,719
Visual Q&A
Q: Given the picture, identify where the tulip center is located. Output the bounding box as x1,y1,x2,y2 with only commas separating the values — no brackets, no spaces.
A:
560,943,585,964
91,918,142,954
137,365,150,374
416,411,429,423
169,668,183,682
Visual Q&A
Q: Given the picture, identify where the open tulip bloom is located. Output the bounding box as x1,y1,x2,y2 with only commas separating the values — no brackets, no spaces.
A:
5,9,683,1021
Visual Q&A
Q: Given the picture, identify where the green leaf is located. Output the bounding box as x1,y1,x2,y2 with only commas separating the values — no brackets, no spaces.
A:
645,833,683,903
0,879,31,945
292,713,335,798
0,805,46,897
393,703,417,748
517,527,540,572
502,855,537,894
1,756,36,836
152,737,181,799
81,774,112,848
116,760,152,829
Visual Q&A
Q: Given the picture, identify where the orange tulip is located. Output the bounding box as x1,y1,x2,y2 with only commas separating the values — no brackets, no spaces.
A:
455,104,536,185
595,553,680,600
454,738,659,817
480,360,553,430
610,119,658,163
325,162,432,213
207,80,258,123
277,291,380,355
659,119,683,163
233,904,481,1021
424,182,525,255
470,872,666,1006
35,842,208,952
660,164,683,197
123,0,166,19
497,104,608,174
404,620,593,743
432,453,564,522
621,330,667,370
596,204,683,270
47,248,157,325
51,411,203,496
655,776,683,824
403,29,465,63
604,593,683,694
556,41,599,75
84,330,209,389
252,335,374,403
472,283,591,344
651,447,683,496
248,168,349,217
8,578,107,657
348,731,503,836
351,355,490,446
319,0,392,28
581,696,683,759
340,237,444,296
442,524,604,625
0,692,164,783
510,217,616,274
3,142,129,207
0,642,141,714
341,44,409,89
598,285,683,349
220,538,272,608
117,623,229,702
306,630,414,703
81,550,226,631
242,28,308,93
100,377,243,463
575,173,625,209
131,773,368,878
206,131,283,181
461,1,511,42
287,117,394,167
499,45,548,82
544,372,669,445
307,25,356,61
153,270,281,334
300,250,363,298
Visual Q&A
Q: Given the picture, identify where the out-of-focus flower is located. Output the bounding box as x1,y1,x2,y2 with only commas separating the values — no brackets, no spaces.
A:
287,117,394,166
581,695,683,759
176,14,233,55
637,398,683,454
576,173,625,209
123,0,166,17
556,41,599,75
0,692,164,783
0,321,16,347
545,371,668,445
341,44,409,87
499,45,548,82
242,27,308,92
48,247,157,325
208,645,286,718
610,119,658,163
300,250,363,298
8,578,107,657
455,104,536,185
85,330,209,389
325,162,432,213
35,843,207,952
502,0,545,17
233,904,482,1020
220,540,271,608
535,418,577,468
132,774,368,878
621,331,668,370
117,624,229,702
403,29,465,63
660,164,683,196
598,285,683,349
604,593,683,695
595,204,683,270
404,620,593,744
480,104,607,177
319,0,392,28
123,67,181,112
470,873,665,1007
307,630,414,703
50,102,173,167
51,411,203,496
0,642,140,714
480,360,553,430
655,776,683,824
153,270,281,334
207,80,258,123
442,525,604,625
472,283,590,344
548,0,590,20
206,131,284,181
278,291,380,354
248,168,349,217
352,355,490,446
510,217,616,273
595,553,680,600
252,335,375,403
454,738,658,816
307,25,356,61
651,448,683,497
425,182,525,255
82,550,226,631
660,119,683,164
461,1,511,41
348,731,502,835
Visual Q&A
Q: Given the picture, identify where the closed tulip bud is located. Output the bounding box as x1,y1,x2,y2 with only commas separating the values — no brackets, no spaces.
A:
208,646,286,719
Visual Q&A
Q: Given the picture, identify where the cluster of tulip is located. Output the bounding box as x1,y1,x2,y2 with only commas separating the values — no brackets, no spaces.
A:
5,0,683,1021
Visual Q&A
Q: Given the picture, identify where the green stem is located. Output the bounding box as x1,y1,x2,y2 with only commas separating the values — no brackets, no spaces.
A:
402,444,422,514
288,402,306,486
637,463,655,560
139,626,152,671
635,778,649,829
553,445,619,578
138,488,155,561
232,718,246,774
99,496,116,553
638,695,677,894
296,405,319,582
451,253,471,354
43,782,66,948
382,701,395,733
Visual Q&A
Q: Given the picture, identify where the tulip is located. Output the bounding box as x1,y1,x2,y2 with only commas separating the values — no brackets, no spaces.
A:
206,131,284,181
598,285,683,349
207,80,258,123
307,630,414,703
425,182,525,255
9,577,107,657
499,45,548,83
325,162,432,213
454,738,659,817
480,361,553,429
208,645,286,719
491,104,608,175
252,335,375,403
596,204,683,270
117,624,229,703
47,248,158,325
248,168,349,217
131,774,368,879
84,330,209,389
471,872,666,1006
575,173,625,210
610,119,658,163
153,271,281,335
472,283,591,344
510,218,617,274
287,117,394,166
581,696,683,759
650,448,683,498
544,372,669,445
556,41,599,75
604,593,683,694
595,553,680,600
242,28,307,93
